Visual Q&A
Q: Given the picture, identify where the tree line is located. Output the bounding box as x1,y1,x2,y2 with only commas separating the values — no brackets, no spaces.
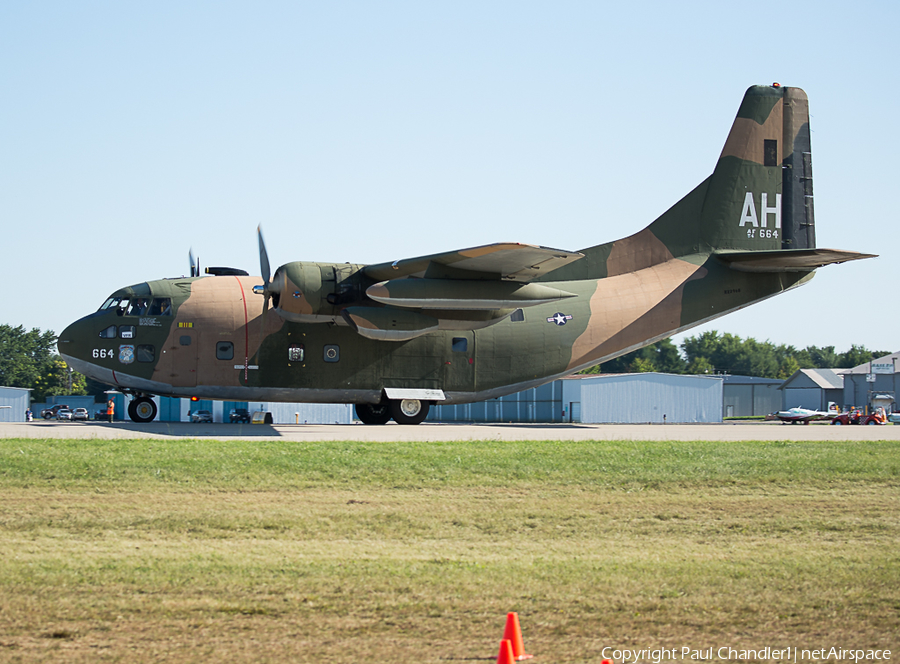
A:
580,331,890,379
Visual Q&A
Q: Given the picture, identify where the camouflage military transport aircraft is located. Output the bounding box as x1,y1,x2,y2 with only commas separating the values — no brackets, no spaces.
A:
59,85,875,424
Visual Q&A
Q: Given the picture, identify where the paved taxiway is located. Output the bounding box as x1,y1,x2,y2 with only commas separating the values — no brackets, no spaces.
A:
3,420,899,442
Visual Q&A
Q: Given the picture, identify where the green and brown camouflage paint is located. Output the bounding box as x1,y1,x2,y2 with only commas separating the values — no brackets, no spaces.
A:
58,85,872,411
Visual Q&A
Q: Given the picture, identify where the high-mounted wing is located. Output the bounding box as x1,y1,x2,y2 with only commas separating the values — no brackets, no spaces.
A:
364,242,584,282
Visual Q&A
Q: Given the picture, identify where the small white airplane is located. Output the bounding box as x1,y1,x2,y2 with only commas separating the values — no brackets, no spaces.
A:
775,405,839,424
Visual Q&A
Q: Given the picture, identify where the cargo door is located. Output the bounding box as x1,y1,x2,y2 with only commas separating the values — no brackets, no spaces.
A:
443,332,475,393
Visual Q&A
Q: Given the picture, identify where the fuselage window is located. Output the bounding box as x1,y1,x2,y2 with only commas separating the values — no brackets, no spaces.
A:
98,325,117,339
137,345,155,362
119,325,135,339
323,345,340,363
216,341,234,360
451,337,468,353
288,344,304,362
147,298,172,316
128,299,149,316
179,336,192,346
510,309,525,322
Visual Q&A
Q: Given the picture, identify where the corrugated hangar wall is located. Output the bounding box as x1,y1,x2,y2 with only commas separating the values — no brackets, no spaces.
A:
0,387,31,422
579,373,723,423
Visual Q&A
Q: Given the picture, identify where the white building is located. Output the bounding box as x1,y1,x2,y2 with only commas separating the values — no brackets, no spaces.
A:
574,373,724,424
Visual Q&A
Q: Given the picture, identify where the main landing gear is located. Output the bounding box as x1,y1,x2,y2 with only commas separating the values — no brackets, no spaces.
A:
127,396,158,423
355,399,430,425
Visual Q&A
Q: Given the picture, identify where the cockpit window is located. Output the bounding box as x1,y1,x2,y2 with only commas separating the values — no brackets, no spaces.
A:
98,325,117,339
99,297,127,312
128,299,149,316
147,298,172,316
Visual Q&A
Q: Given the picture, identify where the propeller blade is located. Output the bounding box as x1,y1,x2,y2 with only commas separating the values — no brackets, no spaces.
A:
189,248,198,278
258,225,271,286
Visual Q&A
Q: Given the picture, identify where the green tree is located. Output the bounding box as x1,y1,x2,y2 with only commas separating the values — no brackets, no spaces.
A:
0,324,88,402
0,325,58,389
32,358,87,402
579,339,686,374
686,356,715,374
838,345,890,368
777,356,801,379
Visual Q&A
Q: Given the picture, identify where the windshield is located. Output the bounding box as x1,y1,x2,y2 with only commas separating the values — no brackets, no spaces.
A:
98,296,172,316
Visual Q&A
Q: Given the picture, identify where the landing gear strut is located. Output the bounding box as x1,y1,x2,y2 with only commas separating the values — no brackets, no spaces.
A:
355,399,430,425
355,403,392,425
128,396,158,423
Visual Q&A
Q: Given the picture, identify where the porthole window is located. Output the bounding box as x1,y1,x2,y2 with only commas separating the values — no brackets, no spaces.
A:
323,344,340,363
510,309,525,322
288,344,304,362
179,336,192,346
216,341,234,360
137,345,155,362
451,337,468,353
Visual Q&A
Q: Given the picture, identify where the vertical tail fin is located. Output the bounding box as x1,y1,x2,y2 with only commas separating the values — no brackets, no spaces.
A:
648,84,816,257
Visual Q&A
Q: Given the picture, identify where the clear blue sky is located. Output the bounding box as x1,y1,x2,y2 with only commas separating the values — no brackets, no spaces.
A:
2,1,896,355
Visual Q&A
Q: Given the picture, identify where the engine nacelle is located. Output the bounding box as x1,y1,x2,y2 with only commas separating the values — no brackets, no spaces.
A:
272,261,366,323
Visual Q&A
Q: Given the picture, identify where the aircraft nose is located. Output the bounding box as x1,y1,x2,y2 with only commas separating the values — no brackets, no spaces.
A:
56,316,92,360
57,321,78,353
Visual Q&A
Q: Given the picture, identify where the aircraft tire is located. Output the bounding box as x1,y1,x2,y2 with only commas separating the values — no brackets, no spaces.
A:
390,399,429,425
355,403,391,425
129,397,158,423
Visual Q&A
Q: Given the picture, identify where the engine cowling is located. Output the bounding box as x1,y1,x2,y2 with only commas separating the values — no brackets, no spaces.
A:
272,262,366,322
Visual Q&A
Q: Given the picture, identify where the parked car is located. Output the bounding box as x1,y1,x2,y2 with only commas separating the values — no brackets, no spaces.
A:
40,404,70,419
72,408,90,421
56,408,74,421
190,410,213,423
229,408,251,423
889,412,900,424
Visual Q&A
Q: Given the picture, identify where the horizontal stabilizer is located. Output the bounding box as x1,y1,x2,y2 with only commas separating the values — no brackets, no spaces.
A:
716,248,877,273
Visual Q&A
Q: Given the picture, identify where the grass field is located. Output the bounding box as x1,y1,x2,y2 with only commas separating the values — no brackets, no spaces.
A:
0,438,897,663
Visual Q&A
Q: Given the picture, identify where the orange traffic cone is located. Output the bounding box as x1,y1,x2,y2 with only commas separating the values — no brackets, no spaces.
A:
502,612,533,660
497,639,515,664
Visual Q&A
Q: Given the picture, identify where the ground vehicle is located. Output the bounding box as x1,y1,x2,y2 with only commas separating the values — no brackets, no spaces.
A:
56,408,74,421
190,410,213,423
41,404,70,419
831,409,886,425
229,408,251,423
889,412,900,424
72,408,90,421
